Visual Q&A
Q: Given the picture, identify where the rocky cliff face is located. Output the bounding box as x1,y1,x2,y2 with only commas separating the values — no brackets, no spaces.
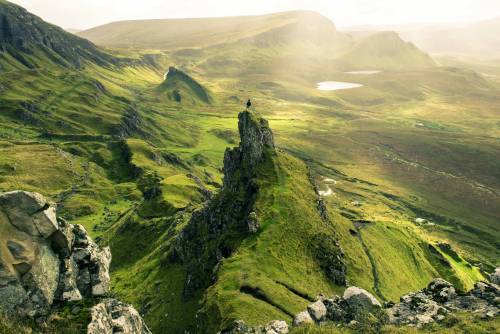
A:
0,0,115,68
0,190,150,333
171,110,276,297
0,191,111,319
223,111,275,190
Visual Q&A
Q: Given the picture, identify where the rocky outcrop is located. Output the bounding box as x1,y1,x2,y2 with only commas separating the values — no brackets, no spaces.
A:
223,110,274,190
222,319,289,334
289,277,499,330
490,267,500,285
293,286,382,327
0,1,116,68
0,191,149,334
0,191,111,319
171,111,276,298
88,298,151,334
388,278,499,327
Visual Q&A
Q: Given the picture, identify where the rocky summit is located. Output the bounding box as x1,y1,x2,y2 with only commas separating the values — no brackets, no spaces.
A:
0,190,150,333
171,110,276,298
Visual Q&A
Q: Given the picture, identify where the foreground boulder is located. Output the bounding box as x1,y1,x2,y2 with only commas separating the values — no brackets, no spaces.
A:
490,268,500,285
87,298,151,334
0,191,149,334
0,191,66,317
0,191,111,319
222,319,289,334
388,278,499,327
293,286,382,326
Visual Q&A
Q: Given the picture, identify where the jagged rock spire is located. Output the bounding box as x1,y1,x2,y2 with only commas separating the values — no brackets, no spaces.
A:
223,110,275,190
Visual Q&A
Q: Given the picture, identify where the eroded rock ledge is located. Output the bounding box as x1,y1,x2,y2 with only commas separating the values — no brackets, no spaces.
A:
0,190,150,333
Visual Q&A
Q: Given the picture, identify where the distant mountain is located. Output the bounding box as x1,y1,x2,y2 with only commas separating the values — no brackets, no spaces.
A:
78,11,349,50
400,17,500,59
78,11,436,75
0,0,115,69
342,17,500,59
336,31,435,70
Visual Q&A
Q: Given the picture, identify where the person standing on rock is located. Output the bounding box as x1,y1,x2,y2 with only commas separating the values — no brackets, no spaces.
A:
246,99,252,110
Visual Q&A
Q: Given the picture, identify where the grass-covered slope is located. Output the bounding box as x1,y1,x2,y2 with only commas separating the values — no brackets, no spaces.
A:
199,151,345,331
398,17,500,58
77,11,347,50
157,66,212,104
337,31,436,70
0,0,116,69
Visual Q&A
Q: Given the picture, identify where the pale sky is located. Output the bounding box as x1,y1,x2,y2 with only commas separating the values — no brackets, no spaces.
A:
8,0,500,31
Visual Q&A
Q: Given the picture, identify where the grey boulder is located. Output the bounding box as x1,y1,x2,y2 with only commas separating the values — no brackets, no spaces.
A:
87,298,151,334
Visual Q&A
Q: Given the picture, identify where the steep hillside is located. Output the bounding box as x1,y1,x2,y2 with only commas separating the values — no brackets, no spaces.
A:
0,0,116,69
337,31,435,70
77,11,347,50
399,17,500,59
157,66,212,104
344,17,500,59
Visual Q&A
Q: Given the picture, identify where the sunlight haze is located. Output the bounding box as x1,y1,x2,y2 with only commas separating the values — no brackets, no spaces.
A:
8,0,500,30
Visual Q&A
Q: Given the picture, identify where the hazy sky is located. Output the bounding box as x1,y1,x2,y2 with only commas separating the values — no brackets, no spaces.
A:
9,0,500,30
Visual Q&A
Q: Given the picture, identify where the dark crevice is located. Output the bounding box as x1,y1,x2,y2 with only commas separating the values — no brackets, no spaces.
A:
275,281,315,302
239,286,294,317
30,203,50,216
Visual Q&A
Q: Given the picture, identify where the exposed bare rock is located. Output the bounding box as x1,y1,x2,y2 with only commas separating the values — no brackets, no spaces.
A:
490,267,500,285
264,320,289,334
307,300,327,322
221,319,289,334
388,278,499,327
343,286,382,309
0,191,61,317
0,191,111,318
87,298,151,334
293,311,314,326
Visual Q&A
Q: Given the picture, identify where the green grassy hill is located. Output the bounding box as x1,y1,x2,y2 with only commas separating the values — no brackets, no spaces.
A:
0,1,499,333
336,31,436,70
157,66,212,104
399,17,500,59
77,11,347,50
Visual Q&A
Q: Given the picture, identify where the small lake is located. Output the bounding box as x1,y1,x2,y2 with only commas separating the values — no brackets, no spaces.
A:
317,81,363,91
344,70,381,75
